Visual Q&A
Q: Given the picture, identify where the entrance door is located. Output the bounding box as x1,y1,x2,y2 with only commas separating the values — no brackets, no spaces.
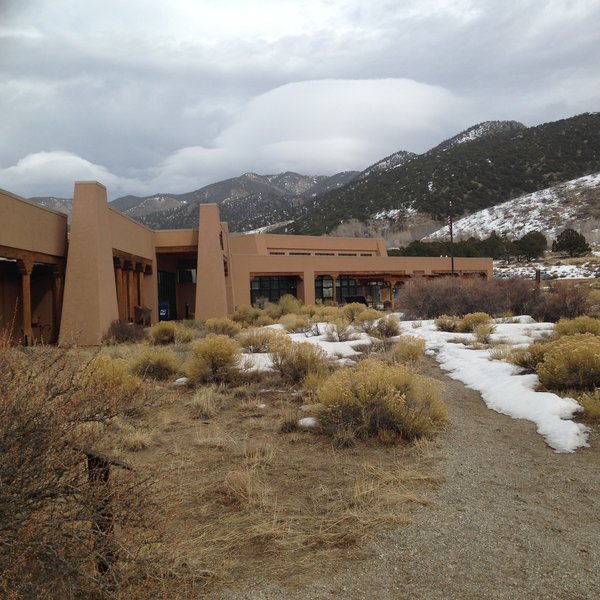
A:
157,271,177,320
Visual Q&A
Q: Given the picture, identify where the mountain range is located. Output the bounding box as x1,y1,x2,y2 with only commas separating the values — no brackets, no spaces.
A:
26,112,600,244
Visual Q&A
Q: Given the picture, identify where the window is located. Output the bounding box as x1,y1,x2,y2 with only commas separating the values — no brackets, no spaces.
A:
251,275,298,304
339,253,357,256
178,268,196,283
269,251,285,255
315,275,333,300
289,252,310,256
336,275,362,302
360,253,373,257
315,252,334,256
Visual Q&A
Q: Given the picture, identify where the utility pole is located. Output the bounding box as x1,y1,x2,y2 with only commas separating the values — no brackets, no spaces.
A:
448,201,455,276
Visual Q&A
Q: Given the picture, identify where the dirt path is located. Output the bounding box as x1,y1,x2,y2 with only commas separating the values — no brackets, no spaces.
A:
213,357,600,599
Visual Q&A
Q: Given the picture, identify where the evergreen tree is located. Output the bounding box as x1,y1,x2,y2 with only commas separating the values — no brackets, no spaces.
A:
552,229,590,257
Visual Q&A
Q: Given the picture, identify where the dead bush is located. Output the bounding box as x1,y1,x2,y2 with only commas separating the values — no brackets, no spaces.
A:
230,304,262,327
578,390,600,422
355,308,386,334
540,285,589,322
459,312,493,333
316,359,448,442
269,335,329,384
372,316,401,339
507,342,550,373
102,319,146,344
324,317,356,342
236,327,278,353
537,334,600,390
0,346,154,599
434,314,460,332
279,313,311,333
387,336,426,365
554,315,600,338
473,322,496,344
342,302,368,323
129,347,180,380
187,334,241,384
149,321,192,345
205,317,242,338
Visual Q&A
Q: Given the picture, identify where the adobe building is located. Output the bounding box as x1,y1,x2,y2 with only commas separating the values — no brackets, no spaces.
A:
0,181,493,345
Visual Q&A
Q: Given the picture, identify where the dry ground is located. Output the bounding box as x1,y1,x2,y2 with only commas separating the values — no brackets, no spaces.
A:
187,358,600,600
110,375,443,597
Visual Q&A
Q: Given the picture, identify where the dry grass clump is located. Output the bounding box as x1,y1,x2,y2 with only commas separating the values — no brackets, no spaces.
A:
387,336,426,365
188,385,230,419
242,440,276,468
434,314,460,332
102,319,146,344
119,426,157,452
324,317,356,342
129,347,180,380
205,317,242,338
554,315,600,338
473,322,496,344
459,312,493,332
578,390,600,422
355,308,385,333
537,334,600,390
507,342,550,373
316,359,448,442
149,321,193,345
230,304,262,327
85,354,142,407
236,327,278,353
269,335,329,384
187,334,241,384
312,305,344,323
342,302,368,323
279,313,311,333
372,315,401,339
255,314,276,327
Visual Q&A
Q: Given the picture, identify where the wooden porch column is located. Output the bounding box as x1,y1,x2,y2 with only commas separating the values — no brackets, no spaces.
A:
52,265,65,342
124,261,135,321
113,258,125,320
136,263,145,308
330,273,338,304
17,258,34,346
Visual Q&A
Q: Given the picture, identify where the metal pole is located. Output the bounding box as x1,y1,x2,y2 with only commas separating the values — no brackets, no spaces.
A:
449,201,455,276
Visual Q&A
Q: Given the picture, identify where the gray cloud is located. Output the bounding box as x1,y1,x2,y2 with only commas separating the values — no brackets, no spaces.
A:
1,0,599,199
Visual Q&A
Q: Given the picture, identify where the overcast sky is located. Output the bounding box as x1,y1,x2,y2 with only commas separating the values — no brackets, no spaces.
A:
1,0,599,200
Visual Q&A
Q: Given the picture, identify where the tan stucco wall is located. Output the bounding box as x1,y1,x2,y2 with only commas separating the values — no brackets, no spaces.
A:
0,188,67,259
60,181,159,345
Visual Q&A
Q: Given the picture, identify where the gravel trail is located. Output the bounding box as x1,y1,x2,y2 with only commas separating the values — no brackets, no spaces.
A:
209,357,600,599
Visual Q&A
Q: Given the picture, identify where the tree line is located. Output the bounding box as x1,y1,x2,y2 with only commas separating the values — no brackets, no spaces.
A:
390,229,590,260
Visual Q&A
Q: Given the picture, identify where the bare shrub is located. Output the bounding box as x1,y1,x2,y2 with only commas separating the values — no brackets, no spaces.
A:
537,334,600,390
435,314,460,332
342,302,368,323
102,320,146,344
255,314,275,327
387,336,426,365
324,317,356,342
129,347,179,380
236,327,278,353
554,315,600,337
279,313,311,333
0,346,153,598
372,316,401,340
540,285,589,322
269,336,329,384
187,334,241,384
579,390,600,422
230,304,262,327
149,321,192,345
459,312,493,333
316,359,448,442
205,317,242,338
507,342,550,373
400,277,544,319
355,308,385,333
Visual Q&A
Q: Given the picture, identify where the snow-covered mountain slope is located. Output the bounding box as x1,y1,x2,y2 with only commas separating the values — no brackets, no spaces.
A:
425,172,600,241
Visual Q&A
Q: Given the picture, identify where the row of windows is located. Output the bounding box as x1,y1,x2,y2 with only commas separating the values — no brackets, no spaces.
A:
268,251,373,257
